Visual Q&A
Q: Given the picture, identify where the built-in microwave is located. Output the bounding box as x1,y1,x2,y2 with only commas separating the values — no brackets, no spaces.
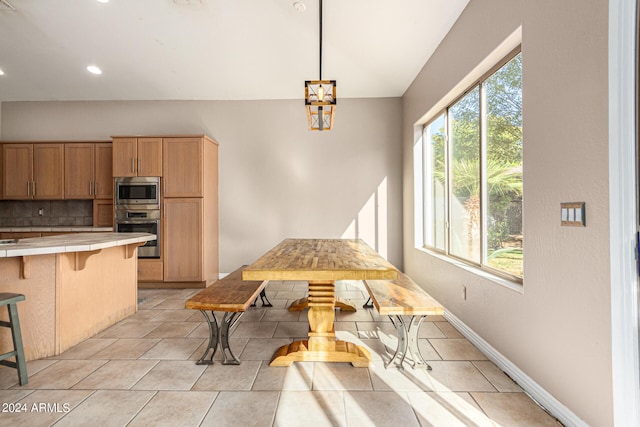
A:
114,177,160,209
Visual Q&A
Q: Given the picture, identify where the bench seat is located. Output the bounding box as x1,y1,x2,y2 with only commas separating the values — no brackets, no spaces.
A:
185,265,268,365
364,272,443,370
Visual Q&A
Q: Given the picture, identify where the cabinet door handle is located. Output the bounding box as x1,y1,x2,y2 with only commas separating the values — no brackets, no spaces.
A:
89,181,93,195
95,182,98,195
138,158,141,174
131,157,135,173
32,181,36,196
27,181,30,196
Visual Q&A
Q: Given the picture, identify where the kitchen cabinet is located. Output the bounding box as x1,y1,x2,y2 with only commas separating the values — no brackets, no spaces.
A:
163,137,204,197
163,198,203,282
65,143,113,199
112,137,162,177
0,144,3,199
93,199,113,227
3,143,64,200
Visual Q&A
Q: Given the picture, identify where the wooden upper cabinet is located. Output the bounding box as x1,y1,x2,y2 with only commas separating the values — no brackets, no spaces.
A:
112,137,162,177
3,143,64,200
33,144,64,199
64,142,112,200
94,143,113,199
3,144,32,199
64,143,94,199
163,137,203,197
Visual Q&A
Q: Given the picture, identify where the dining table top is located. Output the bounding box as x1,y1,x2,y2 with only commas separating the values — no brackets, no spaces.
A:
242,238,399,282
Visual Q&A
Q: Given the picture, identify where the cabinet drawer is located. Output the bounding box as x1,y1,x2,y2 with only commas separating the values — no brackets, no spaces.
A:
138,260,163,281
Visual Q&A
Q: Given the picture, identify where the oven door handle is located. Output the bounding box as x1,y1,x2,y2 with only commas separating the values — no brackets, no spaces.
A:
116,220,160,225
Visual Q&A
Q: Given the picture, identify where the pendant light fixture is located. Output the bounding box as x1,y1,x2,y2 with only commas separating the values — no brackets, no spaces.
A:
305,0,336,131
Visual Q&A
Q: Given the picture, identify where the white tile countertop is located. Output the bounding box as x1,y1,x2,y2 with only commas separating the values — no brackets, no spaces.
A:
0,232,155,258
0,227,113,232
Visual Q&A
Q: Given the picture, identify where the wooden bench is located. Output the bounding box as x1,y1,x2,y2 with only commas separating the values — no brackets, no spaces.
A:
363,272,444,370
185,265,269,365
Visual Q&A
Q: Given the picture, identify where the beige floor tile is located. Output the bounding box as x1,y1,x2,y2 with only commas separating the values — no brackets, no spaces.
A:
407,391,496,427
426,361,497,392
240,338,292,361
273,321,310,338
344,391,421,427
419,321,448,338
232,321,278,338
191,360,262,391
150,309,194,322
97,321,162,338
336,308,374,322
2,389,93,426
132,360,206,390
54,390,155,427
430,338,489,361
16,360,107,390
139,337,204,360
239,307,267,322
128,390,217,427
143,321,199,338
200,390,279,427
473,361,523,392
0,388,34,402
252,362,313,391
0,359,57,389
275,390,346,427
137,298,165,310
369,364,435,392
436,321,465,338
356,321,397,339
261,308,304,322
152,299,190,309
337,290,366,300
90,338,162,359
312,363,373,391
335,321,359,335
471,392,563,426
72,360,159,389
53,338,118,360
127,309,161,321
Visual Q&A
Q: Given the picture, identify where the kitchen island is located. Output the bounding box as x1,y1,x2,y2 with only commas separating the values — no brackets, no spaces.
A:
0,232,155,361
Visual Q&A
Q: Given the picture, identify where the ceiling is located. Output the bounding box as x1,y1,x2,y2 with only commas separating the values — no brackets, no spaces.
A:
0,0,469,102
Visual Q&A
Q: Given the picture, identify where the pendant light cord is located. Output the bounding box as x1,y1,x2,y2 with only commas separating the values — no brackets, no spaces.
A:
319,0,323,81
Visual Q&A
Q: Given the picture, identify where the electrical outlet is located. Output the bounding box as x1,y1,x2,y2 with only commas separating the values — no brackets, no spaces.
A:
38,208,44,216
461,285,467,300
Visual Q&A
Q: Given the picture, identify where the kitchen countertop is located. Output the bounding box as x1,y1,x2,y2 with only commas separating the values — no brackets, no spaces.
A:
0,227,113,232
0,232,155,258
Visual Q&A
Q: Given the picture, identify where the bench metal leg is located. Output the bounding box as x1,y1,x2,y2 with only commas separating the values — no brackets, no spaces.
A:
251,289,273,308
363,297,373,309
220,312,244,365
196,310,219,365
386,315,431,370
196,310,245,365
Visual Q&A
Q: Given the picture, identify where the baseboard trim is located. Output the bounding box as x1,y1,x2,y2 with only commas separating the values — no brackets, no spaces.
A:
444,310,587,427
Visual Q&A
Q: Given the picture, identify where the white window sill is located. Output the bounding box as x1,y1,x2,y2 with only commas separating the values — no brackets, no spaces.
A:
416,246,524,294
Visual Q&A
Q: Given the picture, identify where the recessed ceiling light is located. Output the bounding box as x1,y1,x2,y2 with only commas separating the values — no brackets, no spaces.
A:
293,2,306,12
87,65,102,75
96,0,109,3
0,68,4,76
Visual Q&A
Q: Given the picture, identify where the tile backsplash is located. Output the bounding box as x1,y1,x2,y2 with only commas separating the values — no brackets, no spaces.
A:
0,200,93,226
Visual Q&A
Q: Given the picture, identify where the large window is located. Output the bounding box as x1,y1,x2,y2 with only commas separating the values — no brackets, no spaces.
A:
421,50,523,281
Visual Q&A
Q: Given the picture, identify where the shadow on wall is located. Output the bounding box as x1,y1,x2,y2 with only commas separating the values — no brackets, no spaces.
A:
341,177,388,259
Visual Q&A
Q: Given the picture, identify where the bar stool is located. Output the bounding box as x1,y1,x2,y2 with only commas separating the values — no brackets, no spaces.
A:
0,293,28,385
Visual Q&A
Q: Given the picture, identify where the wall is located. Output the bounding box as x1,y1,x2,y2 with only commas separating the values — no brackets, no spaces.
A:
402,0,611,426
0,98,403,272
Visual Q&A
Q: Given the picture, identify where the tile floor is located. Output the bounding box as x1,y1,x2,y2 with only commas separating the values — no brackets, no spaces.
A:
0,280,563,426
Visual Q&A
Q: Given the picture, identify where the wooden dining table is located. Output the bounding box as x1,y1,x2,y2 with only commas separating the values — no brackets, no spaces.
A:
242,238,398,367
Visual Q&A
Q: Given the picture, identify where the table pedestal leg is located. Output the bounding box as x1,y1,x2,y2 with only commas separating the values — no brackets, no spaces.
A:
288,297,357,312
270,280,371,367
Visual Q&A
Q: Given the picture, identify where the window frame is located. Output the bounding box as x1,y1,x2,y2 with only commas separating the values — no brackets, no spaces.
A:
420,46,523,284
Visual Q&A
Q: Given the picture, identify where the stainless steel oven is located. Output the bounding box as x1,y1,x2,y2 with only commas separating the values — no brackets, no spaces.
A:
115,209,161,258
115,177,160,210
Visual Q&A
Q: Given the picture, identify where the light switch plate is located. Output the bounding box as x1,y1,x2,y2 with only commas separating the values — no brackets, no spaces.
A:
561,202,586,227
